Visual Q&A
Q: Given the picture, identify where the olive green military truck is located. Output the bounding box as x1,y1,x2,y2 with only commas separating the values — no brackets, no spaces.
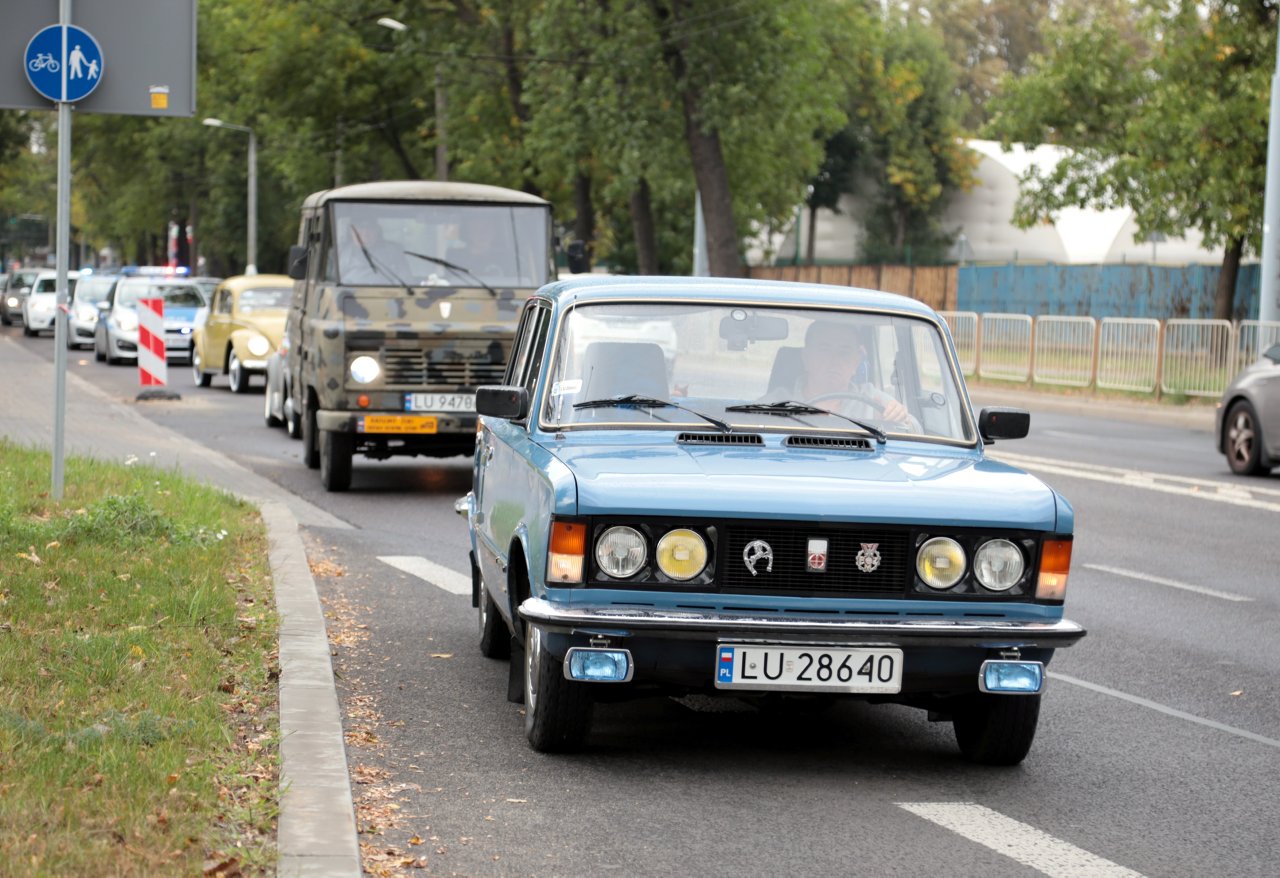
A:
285,181,554,491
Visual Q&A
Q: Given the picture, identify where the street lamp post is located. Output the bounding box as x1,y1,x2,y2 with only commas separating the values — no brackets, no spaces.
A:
203,117,258,275
377,17,448,182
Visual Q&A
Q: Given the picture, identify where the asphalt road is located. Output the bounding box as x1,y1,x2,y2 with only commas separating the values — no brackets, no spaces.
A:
14,330,1280,877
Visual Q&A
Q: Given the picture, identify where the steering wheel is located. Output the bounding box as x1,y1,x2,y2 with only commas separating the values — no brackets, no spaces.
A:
805,391,919,431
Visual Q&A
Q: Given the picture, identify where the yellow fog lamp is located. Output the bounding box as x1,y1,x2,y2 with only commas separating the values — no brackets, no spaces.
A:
655,529,707,581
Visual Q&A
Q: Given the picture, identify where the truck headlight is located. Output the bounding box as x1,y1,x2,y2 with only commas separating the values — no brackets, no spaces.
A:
246,334,270,357
655,529,707,581
349,355,381,384
917,537,965,589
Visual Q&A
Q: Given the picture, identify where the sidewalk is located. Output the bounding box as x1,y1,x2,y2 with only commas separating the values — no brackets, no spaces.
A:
0,336,360,878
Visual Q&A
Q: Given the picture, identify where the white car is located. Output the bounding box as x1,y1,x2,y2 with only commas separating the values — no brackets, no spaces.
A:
21,271,79,337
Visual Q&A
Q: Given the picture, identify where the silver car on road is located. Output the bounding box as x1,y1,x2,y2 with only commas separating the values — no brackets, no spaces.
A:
1217,342,1280,475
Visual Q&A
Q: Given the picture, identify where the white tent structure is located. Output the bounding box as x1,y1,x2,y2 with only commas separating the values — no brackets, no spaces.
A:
755,139,1227,266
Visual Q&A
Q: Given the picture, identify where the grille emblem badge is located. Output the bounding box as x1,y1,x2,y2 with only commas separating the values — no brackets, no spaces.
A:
806,538,828,573
856,543,882,573
743,540,773,576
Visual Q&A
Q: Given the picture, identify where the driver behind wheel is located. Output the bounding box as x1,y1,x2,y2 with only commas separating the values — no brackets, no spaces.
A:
767,318,918,429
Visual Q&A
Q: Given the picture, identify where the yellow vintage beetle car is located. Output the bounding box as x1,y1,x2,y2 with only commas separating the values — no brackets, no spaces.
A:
191,274,294,393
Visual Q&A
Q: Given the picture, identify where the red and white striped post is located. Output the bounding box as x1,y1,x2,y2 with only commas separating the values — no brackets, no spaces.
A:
137,297,169,390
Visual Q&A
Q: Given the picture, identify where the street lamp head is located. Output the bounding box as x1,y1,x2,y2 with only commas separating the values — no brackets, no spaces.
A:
202,117,224,128
377,17,408,31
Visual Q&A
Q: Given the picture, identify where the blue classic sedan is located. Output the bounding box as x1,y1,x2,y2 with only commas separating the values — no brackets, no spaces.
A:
462,276,1085,764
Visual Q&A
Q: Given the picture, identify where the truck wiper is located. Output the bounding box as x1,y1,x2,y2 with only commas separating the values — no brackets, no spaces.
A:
725,400,886,444
404,249,498,297
350,228,415,295
573,394,732,433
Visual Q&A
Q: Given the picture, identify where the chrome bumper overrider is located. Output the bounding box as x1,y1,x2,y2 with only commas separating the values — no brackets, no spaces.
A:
519,597,1086,648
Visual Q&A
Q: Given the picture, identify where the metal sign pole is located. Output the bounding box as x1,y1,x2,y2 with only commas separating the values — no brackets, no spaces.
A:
51,0,72,500
1263,16,1280,324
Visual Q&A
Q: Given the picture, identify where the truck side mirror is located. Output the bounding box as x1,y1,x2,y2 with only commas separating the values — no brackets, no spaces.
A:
287,245,309,281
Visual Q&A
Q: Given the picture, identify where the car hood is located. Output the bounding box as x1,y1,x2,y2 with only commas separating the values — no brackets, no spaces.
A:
545,436,1060,530
165,306,202,324
238,312,286,342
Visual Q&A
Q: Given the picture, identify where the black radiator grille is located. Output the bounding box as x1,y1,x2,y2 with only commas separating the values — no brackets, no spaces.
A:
379,347,507,388
720,522,910,597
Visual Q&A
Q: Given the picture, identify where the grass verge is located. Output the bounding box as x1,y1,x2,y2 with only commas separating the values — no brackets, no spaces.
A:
0,440,278,876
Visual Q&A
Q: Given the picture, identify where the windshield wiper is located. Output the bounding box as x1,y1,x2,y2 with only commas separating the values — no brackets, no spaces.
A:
350,228,414,294
573,394,732,433
725,400,887,444
404,249,498,297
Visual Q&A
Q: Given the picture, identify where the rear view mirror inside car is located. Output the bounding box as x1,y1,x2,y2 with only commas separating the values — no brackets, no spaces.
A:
718,310,789,351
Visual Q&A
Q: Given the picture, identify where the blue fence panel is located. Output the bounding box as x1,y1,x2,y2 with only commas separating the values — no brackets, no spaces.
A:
957,263,1260,320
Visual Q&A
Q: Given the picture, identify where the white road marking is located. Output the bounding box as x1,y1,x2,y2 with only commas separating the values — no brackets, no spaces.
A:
1050,673,1280,750
896,802,1142,877
378,555,471,595
1083,563,1252,602
989,451,1280,513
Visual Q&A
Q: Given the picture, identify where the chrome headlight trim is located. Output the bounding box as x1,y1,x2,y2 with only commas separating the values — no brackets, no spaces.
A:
595,526,647,578
974,538,1026,592
916,536,966,590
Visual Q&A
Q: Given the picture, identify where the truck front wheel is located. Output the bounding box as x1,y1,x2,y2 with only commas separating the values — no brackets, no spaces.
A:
320,429,353,492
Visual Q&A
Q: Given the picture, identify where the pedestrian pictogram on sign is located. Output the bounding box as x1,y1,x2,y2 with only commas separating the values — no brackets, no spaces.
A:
25,25,104,104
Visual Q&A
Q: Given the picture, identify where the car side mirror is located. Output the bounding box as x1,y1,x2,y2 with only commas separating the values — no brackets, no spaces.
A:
287,245,309,281
978,407,1030,443
477,386,529,420
96,301,110,312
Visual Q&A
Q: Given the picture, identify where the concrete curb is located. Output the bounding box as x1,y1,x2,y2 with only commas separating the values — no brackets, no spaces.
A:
0,337,360,877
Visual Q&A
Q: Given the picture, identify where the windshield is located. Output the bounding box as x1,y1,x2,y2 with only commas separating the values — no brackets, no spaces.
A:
238,286,291,312
330,201,549,288
116,279,203,308
540,302,974,443
72,277,115,306
33,276,77,295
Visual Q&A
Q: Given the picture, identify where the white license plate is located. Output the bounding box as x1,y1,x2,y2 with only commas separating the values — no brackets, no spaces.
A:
714,644,903,694
404,393,475,412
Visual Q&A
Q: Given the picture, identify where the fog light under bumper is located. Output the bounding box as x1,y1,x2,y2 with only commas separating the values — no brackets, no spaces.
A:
564,648,633,683
979,660,1044,694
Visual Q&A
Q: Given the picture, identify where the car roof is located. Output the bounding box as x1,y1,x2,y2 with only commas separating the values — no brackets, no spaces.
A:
34,270,80,280
535,275,941,319
300,180,549,210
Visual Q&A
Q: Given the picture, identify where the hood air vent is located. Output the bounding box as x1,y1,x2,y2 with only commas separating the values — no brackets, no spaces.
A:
785,435,873,451
677,432,763,446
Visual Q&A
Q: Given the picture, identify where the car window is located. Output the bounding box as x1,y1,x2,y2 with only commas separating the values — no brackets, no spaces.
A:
33,276,77,294
238,287,291,312
541,301,973,442
72,277,115,305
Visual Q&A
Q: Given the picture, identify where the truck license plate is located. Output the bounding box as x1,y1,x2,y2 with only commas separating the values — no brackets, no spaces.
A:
358,415,438,434
404,393,475,412
714,644,903,694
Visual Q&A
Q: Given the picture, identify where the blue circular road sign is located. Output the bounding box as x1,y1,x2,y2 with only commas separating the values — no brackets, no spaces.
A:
25,25,104,103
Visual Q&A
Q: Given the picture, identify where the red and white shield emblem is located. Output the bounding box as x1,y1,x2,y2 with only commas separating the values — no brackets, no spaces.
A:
806,538,828,573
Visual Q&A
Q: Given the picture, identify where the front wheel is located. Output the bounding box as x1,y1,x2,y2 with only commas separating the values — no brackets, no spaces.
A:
1225,400,1267,475
227,350,249,393
319,429,353,491
264,384,283,428
477,570,511,660
523,626,593,752
952,693,1040,766
191,347,211,387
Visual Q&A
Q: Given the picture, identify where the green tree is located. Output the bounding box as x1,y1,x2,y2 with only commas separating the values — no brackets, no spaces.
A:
986,0,1271,319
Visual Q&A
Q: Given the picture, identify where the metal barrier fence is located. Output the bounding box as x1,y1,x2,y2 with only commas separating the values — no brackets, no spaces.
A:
977,313,1033,382
961,315,1280,398
938,311,978,375
1161,319,1234,397
1033,316,1096,387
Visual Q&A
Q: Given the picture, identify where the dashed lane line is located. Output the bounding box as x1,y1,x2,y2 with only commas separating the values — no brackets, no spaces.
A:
378,555,471,595
897,802,1143,877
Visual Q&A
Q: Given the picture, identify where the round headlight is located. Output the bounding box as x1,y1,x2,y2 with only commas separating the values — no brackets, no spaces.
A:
349,355,381,384
246,334,270,357
595,526,646,578
655,529,707,581
917,537,966,590
974,539,1025,591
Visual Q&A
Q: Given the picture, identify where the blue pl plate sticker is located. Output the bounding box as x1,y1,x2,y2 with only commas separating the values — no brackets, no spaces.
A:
717,647,735,683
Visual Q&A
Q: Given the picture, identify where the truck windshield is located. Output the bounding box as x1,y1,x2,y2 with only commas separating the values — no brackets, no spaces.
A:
331,201,549,289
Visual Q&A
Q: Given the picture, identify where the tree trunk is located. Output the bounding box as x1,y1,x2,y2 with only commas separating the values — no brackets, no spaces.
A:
806,204,818,265
630,178,659,275
1214,235,1244,321
574,172,595,269
651,0,742,278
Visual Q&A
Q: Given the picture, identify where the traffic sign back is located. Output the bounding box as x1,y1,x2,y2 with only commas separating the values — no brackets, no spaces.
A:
24,25,104,104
